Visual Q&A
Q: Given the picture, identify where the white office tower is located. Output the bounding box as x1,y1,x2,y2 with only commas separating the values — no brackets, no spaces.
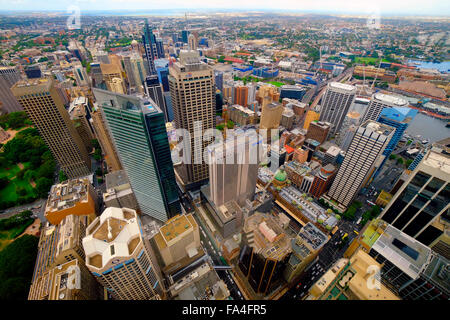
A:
324,120,395,212
319,82,356,135
361,92,409,123
207,130,264,207
83,207,165,300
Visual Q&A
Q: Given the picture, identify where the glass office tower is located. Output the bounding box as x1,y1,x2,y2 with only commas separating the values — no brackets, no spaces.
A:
93,88,180,222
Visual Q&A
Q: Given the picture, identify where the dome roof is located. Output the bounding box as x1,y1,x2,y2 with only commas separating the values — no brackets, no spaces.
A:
274,169,287,182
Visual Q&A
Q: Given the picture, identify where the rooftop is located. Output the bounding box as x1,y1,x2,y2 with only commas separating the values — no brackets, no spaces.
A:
329,82,356,92
423,149,450,174
159,214,197,244
372,224,432,279
45,178,91,214
373,92,409,107
83,207,141,270
243,212,292,261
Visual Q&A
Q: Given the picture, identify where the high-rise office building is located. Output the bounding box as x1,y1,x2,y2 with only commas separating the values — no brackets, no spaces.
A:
234,86,248,107
303,110,320,130
283,223,328,283
25,64,42,79
336,111,361,151
214,70,223,92
346,219,449,300
83,207,165,300
73,61,90,87
260,101,283,128
91,107,123,172
319,82,356,135
122,53,147,93
307,249,399,300
144,75,167,121
238,212,292,296
45,178,97,225
100,63,126,94
310,164,337,199
380,145,449,246
12,78,91,178
305,121,331,144
103,170,139,211
169,50,215,186
142,20,157,76
93,88,180,222
324,121,394,212
142,21,167,119
207,131,263,207
373,106,418,178
188,33,197,50
0,66,22,113
361,92,409,123
181,30,190,44
29,214,101,300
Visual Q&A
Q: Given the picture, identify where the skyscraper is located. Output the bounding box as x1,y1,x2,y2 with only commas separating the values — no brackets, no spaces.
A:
0,66,22,113
12,78,91,178
91,107,123,172
319,82,356,135
142,20,157,76
169,50,215,186
373,106,418,178
93,88,180,222
324,121,395,212
188,33,197,50
380,144,449,246
83,207,165,300
207,131,263,207
303,110,320,130
72,61,90,87
361,92,409,123
142,20,167,119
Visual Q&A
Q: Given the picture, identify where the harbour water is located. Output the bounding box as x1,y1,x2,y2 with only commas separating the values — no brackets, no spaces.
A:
405,112,450,143
407,60,450,72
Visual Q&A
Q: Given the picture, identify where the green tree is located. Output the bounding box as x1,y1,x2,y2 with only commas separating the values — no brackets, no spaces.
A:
59,170,68,182
36,177,53,198
0,235,39,300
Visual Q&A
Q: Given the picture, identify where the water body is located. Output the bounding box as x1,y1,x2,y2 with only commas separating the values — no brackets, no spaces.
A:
349,101,449,143
404,112,450,143
407,60,450,72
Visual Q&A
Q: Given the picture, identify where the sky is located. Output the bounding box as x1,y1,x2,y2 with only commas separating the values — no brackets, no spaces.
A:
0,0,449,16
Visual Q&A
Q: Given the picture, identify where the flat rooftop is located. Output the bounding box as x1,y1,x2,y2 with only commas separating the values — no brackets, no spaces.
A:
423,150,450,174
372,224,432,279
298,223,328,251
159,214,197,244
243,212,292,261
45,178,91,213
105,170,130,189
329,82,356,92
373,92,408,106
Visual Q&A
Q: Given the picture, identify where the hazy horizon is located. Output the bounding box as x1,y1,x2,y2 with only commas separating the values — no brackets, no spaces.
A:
0,0,449,17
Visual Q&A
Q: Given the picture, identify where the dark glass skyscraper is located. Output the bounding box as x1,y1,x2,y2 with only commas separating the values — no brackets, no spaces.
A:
142,19,157,76
93,88,180,222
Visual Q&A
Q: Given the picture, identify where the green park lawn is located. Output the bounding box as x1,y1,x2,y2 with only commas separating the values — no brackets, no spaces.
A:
0,162,37,202
355,57,391,65
266,81,285,87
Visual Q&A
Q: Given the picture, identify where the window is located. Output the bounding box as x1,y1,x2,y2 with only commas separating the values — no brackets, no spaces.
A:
392,238,419,261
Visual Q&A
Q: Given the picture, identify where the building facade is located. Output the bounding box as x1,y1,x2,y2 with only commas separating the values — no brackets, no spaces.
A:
12,78,91,178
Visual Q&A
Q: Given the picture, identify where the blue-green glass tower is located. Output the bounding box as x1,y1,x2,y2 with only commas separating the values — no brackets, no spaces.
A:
93,88,180,222
373,106,418,178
